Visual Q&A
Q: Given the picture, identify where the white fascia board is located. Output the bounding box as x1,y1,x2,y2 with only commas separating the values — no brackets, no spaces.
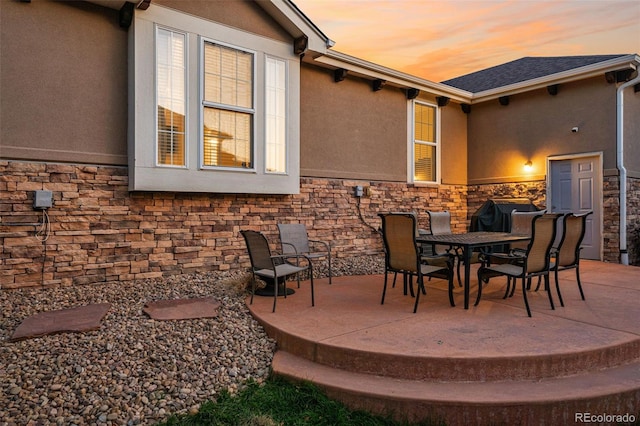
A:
256,0,333,53
470,54,640,103
314,50,473,103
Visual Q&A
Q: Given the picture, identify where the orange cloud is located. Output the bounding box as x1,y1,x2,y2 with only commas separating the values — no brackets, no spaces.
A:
295,0,640,82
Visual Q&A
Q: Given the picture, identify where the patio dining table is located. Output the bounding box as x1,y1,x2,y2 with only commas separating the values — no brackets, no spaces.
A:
417,232,531,309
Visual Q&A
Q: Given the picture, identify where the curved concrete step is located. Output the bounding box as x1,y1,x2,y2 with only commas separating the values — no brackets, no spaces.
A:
273,350,640,425
250,270,640,381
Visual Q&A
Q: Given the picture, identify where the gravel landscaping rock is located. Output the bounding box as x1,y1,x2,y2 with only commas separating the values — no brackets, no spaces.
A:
0,255,384,425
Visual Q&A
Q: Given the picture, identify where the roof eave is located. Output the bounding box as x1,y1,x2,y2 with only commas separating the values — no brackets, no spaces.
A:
470,54,640,103
257,0,334,52
314,50,473,103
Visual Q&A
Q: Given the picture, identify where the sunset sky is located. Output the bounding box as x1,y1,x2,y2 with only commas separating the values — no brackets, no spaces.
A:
293,0,640,82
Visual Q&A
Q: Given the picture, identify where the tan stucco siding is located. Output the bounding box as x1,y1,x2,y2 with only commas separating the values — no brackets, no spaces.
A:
300,63,409,181
467,77,617,184
0,0,128,165
440,103,468,185
154,0,291,43
0,0,293,167
623,85,640,178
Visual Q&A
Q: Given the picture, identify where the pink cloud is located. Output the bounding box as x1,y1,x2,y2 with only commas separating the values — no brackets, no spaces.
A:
295,0,640,81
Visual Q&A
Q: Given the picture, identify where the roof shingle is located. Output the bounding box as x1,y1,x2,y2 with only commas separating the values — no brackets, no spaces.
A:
442,55,628,93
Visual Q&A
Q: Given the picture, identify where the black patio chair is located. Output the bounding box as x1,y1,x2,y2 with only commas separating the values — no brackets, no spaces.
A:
277,223,332,284
427,210,479,287
240,230,314,313
549,211,592,306
379,213,455,313
476,214,561,317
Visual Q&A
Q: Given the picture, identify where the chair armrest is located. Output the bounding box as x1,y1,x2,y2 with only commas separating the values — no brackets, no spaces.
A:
480,251,526,266
271,253,313,263
308,239,331,252
281,242,299,255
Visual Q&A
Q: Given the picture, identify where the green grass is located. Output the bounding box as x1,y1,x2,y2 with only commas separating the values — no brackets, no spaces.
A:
158,376,445,426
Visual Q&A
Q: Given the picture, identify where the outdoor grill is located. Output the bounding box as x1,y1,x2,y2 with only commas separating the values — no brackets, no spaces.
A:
470,198,539,232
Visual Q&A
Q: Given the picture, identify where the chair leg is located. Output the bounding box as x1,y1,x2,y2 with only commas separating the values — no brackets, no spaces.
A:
554,268,565,307
381,272,389,305
250,273,256,305
544,274,555,310
272,276,278,313
475,268,484,306
413,274,424,313
503,277,512,299
309,273,315,307
328,252,332,284
521,277,532,317
456,258,463,287
407,273,416,297
533,276,542,291
509,278,517,298
448,269,455,307
576,266,586,300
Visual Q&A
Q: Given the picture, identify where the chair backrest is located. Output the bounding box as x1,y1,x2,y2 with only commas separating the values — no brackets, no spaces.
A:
525,214,561,273
510,209,546,250
379,213,419,273
278,223,311,255
427,211,452,235
240,230,274,271
556,212,592,267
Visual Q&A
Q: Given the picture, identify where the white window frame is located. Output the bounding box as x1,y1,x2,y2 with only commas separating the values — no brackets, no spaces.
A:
155,27,188,169
129,4,300,194
264,55,288,175
408,100,441,184
199,39,257,172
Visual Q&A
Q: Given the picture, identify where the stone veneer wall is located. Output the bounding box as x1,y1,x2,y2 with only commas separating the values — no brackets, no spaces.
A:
466,181,548,219
0,161,469,289
625,177,640,265
1,161,632,289
468,178,630,265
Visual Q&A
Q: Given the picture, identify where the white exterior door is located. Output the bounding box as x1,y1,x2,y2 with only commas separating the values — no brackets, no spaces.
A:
549,155,602,260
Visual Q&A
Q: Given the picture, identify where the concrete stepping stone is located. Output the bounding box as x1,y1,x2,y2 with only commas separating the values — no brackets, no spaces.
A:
10,303,111,341
143,297,220,321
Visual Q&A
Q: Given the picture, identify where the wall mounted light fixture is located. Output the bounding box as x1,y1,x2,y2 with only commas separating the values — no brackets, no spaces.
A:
524,161,533,171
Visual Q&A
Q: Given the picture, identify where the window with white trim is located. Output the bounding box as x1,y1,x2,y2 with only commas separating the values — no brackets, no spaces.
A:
130,5,300,194
156,28,186,167
412,101,439,183
202,42,254,169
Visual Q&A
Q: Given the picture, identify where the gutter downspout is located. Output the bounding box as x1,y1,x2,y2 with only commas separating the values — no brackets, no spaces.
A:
616,72,640,266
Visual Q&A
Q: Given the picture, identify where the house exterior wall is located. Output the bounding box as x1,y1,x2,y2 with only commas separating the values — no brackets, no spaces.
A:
440,103,468,185
0,0,128,166
153,0,291,43
0,161,466,289
465,76,640,264
299,63,468,184
299,64,409,182
467,77,618,184
623,84,640,176
1,1,636,290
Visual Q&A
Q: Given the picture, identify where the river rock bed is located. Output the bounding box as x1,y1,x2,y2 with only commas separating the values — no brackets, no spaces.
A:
0,256,384,425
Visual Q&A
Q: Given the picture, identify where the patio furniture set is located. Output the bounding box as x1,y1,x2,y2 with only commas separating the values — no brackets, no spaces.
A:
241,210,591,317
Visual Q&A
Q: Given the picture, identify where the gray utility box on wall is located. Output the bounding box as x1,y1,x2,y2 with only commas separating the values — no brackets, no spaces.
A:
33,190,53,209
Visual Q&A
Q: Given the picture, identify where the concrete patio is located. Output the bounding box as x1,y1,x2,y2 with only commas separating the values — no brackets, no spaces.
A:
247,260,640,425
